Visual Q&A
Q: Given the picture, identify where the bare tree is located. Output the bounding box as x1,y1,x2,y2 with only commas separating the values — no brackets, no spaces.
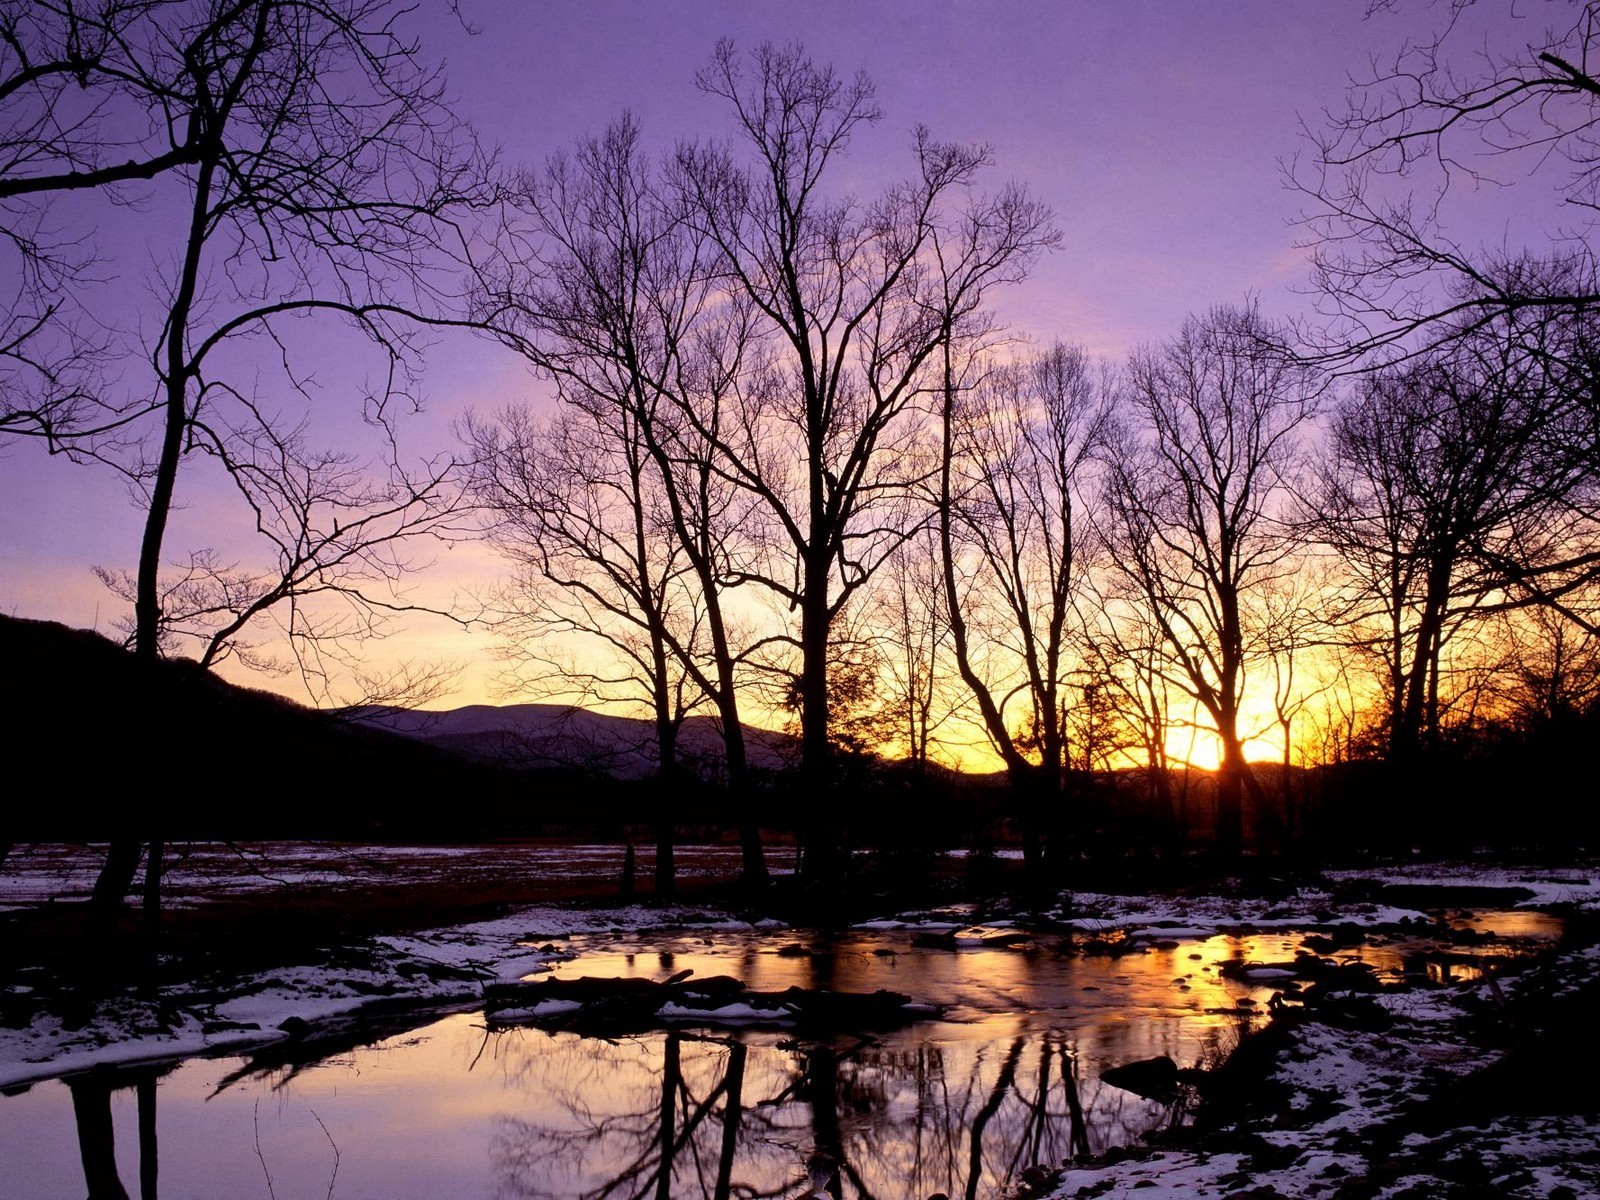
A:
670,39,1056,878
2,0,499,934
107,1,490,667
4,0,495,705
937,342,1111,884
1,0,194,444
90,439,466,700
1296,2,1600,357
872,524,959,771
1080,612,1190,850
1252,568,1337,850
476,115,774,888
1311,316,1597,763
1101,306,1322,856
1290,2,1600,780
1504,598,1600,728
466,400,703,897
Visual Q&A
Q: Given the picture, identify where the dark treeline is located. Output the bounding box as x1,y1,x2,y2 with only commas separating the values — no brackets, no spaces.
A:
4,4,1600,927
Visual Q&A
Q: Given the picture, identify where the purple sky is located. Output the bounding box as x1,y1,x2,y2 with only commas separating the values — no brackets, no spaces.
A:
0,1,1559,709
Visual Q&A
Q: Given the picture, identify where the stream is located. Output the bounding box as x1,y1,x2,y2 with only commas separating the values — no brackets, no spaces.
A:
0,911,1561,1199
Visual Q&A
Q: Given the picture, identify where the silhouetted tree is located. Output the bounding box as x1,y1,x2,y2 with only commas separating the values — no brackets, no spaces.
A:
937,342,1111,884
873,525,958,770
466,400,703,897
2,0,197,445
1101,306,1321,855
1256,570,1333,846
671,40,1056,879
1506,601,1600,729
1297,4,1600,670
1312,320,1595,763
1296,2,1600,357
6,2,490,672
475,114,772,888
6,0,500,935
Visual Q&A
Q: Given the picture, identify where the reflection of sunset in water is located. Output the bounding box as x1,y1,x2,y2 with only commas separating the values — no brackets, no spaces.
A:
2,917,1565,1199
546,928,1295,1073
1446,908,1565,942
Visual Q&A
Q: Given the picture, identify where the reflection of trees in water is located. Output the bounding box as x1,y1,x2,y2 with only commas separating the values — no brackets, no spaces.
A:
68,1065,167,1200
489,1030,794,1200
486,1026,1176,1200
837,1033,1121,1199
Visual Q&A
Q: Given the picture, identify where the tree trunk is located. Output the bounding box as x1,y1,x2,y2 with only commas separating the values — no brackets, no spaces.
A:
1394,593,1447,765
137,1074,158,1200
653,817,676,899
798,553,837,883
1280,719,1296,849
965,1038,1025,1200
1008,762,1048,902
716,678,768,891
1215,736,1247,859
142,839,163,939
70,1073,130,1200
654,1032,680,1200
654,717,678,899
713,1041,745,1200
88,838,143,941
136,148,216,659
803,1044,843,1199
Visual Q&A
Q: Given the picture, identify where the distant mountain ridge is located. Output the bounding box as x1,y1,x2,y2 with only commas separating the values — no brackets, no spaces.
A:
349,703,796,778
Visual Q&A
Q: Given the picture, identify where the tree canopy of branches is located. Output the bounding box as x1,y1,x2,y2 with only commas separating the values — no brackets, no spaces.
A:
674,40,1056,878
1298,1,1600,355
1101,305,1322,855
4,0,493,685
473,112,773,888
478,41,1055,881
2,0,186,442
937,342,1110,880
1313,311,1599,762
465,397,704,895
2,0,499,933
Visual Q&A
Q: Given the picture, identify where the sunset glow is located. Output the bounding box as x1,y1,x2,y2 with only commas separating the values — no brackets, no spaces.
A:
2,1,1596,783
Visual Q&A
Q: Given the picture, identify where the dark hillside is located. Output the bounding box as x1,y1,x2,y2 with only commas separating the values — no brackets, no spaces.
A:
0,616,577,839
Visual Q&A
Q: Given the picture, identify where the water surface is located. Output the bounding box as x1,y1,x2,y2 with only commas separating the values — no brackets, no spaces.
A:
2,920,1561,1198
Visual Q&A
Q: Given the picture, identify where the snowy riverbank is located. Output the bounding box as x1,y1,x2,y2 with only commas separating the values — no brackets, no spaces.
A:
2,847,1597,1197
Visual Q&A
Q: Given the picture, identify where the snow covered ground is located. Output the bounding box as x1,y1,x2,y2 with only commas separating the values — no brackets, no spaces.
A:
1031,941,1600,1200
1023,865,1600,1200
0,898,785,1090
0,840,779,912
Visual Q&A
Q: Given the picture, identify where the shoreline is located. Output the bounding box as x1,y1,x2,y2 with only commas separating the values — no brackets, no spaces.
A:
2,847,1597,1197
